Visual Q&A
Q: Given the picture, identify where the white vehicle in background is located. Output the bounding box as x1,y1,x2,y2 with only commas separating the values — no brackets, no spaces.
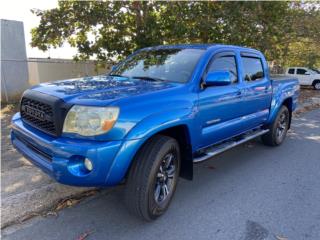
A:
285,67,320,90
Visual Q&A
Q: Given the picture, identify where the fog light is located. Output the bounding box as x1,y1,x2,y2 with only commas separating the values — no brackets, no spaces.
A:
84,158,93,171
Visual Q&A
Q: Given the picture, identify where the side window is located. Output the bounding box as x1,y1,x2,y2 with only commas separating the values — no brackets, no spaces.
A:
241,57,264,82
288,68,295,74
297,68,307,75
207,56,238,83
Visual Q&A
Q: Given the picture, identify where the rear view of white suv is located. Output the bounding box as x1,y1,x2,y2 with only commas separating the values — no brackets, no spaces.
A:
286,67,320,90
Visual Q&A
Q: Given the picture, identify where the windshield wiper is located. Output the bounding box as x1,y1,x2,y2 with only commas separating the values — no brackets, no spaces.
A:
132,76,165,82
108,74,129,78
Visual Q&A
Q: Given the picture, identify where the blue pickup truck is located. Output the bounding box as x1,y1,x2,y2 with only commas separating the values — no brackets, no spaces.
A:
11,44,299,220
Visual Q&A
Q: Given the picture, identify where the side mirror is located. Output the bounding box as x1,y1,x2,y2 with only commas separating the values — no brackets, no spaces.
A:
305,72,310,75
204,71,232,87
111,65,117,71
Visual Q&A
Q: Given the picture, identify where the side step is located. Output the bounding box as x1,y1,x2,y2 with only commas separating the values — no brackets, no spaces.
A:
193,129,269,163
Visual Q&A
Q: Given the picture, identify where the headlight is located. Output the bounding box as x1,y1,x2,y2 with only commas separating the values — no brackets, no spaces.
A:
63,106,119,136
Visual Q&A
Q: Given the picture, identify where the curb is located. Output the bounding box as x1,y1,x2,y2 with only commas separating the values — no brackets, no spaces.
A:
1,182,96,229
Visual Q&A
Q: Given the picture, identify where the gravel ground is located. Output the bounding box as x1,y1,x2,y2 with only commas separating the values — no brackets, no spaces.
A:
298,86,319,104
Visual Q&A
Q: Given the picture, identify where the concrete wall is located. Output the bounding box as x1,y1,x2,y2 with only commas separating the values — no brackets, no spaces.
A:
1,19,29,103
1,20,112,103
28,59,111,86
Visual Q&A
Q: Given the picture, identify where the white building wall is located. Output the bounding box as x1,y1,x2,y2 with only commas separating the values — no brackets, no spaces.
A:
1,19,29,102
27,59,111,85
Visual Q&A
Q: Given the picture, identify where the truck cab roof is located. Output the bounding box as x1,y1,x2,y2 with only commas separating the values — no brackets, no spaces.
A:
139,43,261,54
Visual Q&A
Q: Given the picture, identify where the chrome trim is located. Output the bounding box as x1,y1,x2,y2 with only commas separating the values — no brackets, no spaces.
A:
206,118,221,125
193,129,269,163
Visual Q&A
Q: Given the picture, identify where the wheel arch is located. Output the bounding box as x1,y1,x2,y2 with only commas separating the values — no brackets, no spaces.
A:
157,125,193,180
125,124,194,182
268,96,294,129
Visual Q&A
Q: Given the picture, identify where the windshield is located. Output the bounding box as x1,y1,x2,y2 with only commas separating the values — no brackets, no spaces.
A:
110,48,205,83
311,68,320,74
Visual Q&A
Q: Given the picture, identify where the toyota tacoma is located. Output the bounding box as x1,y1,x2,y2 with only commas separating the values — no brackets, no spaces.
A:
11,44,299,220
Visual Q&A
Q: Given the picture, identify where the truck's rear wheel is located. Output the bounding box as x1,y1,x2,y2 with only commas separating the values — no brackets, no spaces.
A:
124,135,180,221
262,105,290,146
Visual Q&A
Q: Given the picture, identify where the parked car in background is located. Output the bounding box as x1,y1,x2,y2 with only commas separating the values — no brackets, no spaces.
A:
11,44,299,221
285,67,320,90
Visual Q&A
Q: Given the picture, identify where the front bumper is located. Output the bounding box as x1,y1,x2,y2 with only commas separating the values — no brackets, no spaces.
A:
11,113,142,187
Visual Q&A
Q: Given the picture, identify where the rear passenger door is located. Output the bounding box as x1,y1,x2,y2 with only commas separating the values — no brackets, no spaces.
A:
238,53,272,125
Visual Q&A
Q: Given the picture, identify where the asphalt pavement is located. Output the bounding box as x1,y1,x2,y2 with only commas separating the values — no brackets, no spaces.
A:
2,109,320,240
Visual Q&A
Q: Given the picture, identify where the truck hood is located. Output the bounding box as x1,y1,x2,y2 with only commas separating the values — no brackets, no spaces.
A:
31,75,180,105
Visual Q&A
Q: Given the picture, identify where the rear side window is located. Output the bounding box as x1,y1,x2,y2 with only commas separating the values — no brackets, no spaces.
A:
288,68,295,74
241,57,264,82
207,56,238,83
297,68,307,75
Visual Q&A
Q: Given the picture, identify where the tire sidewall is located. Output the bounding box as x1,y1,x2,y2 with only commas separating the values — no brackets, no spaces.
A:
272,106,289,145
313,81,320,90
146,139,181,220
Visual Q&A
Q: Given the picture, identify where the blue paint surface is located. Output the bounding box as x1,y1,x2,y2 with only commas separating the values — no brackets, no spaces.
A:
11,44,299,186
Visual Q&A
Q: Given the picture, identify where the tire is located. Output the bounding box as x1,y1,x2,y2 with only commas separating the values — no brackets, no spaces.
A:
262,105,290,146
312,80,320,90
124,135,180,221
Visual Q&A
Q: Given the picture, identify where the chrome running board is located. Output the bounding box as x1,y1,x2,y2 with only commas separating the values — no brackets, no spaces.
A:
193,129,269,163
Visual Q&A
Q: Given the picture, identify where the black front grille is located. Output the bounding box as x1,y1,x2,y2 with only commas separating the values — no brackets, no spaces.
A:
20,90,71,137
21,97,56,135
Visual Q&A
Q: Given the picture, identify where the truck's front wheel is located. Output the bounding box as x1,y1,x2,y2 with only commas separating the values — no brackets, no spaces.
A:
124,135,180,221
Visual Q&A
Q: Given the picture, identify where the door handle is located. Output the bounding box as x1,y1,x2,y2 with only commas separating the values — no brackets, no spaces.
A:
254,86,266,91
236,90,242,96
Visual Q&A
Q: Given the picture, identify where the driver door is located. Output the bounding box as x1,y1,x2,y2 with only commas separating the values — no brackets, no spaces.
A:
196,51,245,149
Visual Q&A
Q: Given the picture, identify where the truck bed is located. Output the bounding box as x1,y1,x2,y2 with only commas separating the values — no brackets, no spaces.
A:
270,75,299,89
270,74,298,83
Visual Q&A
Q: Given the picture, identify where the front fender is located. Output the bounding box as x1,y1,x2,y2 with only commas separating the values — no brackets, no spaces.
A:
105,107,196,185
125,107,196,143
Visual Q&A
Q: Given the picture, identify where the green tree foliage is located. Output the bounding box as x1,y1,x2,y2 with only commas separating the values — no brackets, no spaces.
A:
31,1,320,67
